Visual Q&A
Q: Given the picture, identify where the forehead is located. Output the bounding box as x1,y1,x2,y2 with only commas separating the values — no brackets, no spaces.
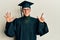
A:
23,7,31,10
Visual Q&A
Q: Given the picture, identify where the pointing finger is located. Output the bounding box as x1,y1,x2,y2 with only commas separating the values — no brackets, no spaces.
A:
41,13,44,18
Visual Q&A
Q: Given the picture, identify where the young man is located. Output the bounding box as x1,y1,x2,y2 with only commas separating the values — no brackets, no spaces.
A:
4,1,49,40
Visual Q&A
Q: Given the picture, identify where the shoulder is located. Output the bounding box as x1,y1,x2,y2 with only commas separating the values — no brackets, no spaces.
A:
30,16,38,22
30,16,37,20
13,17,25,22
13,16,38,22
14,17,23,21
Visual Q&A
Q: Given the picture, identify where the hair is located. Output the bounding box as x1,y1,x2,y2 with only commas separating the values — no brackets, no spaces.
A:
22,7,31,9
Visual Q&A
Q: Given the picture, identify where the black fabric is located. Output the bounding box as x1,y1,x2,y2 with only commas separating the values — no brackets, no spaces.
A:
4,16,49,40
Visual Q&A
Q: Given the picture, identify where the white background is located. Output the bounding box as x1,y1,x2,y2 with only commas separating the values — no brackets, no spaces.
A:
0,0,60,40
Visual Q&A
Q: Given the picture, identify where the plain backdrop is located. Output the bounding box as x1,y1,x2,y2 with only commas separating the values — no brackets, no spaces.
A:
0,0,60,40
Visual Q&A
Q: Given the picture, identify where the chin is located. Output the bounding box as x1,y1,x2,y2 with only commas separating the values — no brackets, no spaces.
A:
24,14,30,16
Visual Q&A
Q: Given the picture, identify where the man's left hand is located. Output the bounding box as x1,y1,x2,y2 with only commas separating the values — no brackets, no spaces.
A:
37,13,45,23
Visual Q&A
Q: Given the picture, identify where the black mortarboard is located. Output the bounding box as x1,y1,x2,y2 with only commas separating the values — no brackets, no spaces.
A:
18,1,34,8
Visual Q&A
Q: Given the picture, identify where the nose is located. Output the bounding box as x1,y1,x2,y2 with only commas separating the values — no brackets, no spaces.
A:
25,9,27,12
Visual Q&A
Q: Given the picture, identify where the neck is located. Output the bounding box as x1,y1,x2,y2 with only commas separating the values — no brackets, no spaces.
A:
23,15,30,18
24,14,30,17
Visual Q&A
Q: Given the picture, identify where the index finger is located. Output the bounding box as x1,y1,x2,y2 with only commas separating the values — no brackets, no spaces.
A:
41,13,44,18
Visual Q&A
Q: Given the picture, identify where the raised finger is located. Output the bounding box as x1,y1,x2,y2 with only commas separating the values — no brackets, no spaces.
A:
41,13,44,18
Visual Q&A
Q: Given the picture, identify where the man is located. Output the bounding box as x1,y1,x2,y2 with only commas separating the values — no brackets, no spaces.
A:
4,1,49,40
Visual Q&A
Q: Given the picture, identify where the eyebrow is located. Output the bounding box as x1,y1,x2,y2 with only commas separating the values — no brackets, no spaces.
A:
23,8,30,10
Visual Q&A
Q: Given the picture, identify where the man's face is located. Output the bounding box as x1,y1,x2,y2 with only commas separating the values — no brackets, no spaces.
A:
22,7,31,16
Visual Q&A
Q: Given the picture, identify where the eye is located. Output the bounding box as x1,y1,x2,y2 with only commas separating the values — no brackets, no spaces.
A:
27,9,29,10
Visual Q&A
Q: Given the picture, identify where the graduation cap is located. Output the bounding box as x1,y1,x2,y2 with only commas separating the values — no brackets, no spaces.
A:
18,1,34,8
18,1,34,16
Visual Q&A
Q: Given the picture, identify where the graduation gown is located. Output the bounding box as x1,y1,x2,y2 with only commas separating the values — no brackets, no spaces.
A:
4,16,49,40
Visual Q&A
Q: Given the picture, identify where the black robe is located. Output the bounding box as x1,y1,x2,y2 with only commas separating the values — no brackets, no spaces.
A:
4,16,49,40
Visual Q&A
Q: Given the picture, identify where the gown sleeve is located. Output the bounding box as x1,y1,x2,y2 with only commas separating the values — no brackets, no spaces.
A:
37,19,49,36
4,18,17,37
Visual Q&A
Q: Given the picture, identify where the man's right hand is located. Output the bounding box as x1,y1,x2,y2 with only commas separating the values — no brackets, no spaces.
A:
4,12,15,22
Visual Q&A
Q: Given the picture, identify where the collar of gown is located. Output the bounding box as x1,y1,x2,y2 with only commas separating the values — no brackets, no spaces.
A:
23,15,30,19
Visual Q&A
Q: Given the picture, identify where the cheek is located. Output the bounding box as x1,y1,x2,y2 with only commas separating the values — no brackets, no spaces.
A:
26,10,29,13
22,10,25,13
